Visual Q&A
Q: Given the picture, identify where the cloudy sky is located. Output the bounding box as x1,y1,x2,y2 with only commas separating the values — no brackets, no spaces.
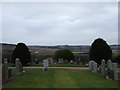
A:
2,2,118,46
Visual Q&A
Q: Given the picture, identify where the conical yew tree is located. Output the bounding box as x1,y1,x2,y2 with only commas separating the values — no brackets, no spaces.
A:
89,38,112,65
11,43,31,66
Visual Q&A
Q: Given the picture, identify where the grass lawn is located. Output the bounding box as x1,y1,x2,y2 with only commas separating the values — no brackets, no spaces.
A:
3,69,118,88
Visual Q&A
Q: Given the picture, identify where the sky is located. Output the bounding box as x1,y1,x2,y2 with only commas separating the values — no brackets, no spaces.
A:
1,2,118,46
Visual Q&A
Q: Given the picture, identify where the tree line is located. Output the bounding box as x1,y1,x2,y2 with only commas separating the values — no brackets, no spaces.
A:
11,38,120,66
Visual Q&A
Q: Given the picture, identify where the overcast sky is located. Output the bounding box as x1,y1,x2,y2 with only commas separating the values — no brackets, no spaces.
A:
2,2,118,46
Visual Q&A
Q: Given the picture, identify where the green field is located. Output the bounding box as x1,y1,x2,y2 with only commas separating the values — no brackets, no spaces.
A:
3,69,118,88
31,52,55,56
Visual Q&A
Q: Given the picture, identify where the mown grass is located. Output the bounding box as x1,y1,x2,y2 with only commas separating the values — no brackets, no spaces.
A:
3,69,118,88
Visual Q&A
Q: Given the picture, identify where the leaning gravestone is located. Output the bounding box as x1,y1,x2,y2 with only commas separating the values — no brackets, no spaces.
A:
15,58,20,75
113,63,118,80
43,59,49,71
101,59,106,76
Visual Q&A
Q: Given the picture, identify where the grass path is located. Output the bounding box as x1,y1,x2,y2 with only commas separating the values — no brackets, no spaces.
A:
3,69,118,88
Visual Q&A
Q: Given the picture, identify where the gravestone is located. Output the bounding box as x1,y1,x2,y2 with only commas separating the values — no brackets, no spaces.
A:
70,60,74,64
113,63,118,80
15,58,20,75
93,62,97,72
89,60,94,72
107,60,113,79
48,59,53,64
58,58,63,64
2,58,8,81
107,60,112,70
35,58,39,64
43,59,49,71
75,56,80,64
101,59,106,76
19,62,23,75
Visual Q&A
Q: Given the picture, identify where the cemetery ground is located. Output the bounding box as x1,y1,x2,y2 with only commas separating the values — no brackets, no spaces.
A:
3,68,119,88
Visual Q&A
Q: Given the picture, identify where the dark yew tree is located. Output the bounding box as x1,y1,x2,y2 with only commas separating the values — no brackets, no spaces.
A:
54,49,74,62
11,43,31,66
89,38,112,65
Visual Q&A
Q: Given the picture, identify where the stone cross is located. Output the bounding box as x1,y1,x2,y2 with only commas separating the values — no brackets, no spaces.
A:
113,63,118,80
101,59,106,76
43,59,49,71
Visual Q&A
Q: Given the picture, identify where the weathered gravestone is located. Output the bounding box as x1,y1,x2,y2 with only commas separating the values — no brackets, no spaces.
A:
93,62,97,73
43,59,49,71
101,59,106,76
58,58,63,64
15,58,20,75
107,60,113,79
19,62,23,75
113,63,118,80
15,58,23,75
89,60,94,72
107,60,112,70
2,58,8,81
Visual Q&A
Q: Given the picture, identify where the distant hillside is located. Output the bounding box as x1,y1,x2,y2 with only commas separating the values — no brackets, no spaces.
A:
1,43,120,53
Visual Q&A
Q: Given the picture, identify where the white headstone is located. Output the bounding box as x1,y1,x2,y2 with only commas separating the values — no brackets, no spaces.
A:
70,60,73,64
43,59,49,71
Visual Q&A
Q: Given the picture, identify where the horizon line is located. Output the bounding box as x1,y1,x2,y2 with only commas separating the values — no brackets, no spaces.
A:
1,42,119,46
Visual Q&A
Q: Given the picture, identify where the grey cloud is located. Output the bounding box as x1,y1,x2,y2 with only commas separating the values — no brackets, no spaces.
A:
2,2,118,45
